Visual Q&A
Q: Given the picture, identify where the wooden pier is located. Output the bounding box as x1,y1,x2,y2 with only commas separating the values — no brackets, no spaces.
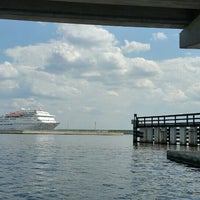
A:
131,113,200,146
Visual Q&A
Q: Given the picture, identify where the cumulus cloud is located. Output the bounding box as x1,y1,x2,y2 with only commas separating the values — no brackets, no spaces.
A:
163,85,187,102
82,106,94,112
152,32,168,40
1,23,200,128
0,80,19,91
81,71,101,78
135,79,155,89
57,24,117,47
5,44,52,68
107,90,119,97
118,57,161,81
11,98,44,110
121,40,150,53
0,62,18,78
186,83,200,101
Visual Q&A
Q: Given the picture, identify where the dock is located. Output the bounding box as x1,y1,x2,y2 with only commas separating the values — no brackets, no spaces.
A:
131,113,200,146
167,150,200,167
131,113,200,166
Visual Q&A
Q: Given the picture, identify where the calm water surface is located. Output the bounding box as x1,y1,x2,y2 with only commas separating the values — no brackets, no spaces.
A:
0,134,200,200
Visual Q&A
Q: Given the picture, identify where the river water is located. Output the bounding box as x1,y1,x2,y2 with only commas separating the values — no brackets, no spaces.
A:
0,134,200,200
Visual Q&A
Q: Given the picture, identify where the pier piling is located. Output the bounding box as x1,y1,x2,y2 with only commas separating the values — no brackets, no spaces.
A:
179,127,187,145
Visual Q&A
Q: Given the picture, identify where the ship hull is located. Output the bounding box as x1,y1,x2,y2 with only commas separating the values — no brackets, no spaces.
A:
0,122,59,130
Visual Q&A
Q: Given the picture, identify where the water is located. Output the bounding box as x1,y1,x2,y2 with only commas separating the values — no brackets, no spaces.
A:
0,134,200,200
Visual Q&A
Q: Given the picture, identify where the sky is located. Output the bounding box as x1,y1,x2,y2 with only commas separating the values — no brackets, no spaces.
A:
0,19,200,130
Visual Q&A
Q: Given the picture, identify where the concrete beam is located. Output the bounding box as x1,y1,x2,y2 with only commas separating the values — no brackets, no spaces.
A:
0,0,200,49
50,0,200,9
0,1,198,28
180,15,200,48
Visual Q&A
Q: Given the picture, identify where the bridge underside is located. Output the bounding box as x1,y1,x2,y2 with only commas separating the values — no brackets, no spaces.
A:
0,0,200,48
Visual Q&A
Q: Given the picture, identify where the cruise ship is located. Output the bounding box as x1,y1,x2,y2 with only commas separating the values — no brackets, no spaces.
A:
0,109,59,130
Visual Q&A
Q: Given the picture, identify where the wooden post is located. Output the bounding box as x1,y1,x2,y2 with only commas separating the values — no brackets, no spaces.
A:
132,114,138,144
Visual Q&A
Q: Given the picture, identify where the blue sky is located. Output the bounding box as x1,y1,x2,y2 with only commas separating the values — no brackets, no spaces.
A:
0,19,200,129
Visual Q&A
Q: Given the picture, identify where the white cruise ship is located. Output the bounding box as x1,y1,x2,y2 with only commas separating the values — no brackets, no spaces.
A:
0,109,59,130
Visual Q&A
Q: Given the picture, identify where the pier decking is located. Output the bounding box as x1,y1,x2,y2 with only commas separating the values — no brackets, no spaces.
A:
131,113,200,146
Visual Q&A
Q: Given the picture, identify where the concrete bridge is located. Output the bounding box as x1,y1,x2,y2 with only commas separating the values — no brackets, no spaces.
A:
0,0,200,48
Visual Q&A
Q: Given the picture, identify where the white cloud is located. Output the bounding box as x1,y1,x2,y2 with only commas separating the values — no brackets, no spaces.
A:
81,71,101,78
6,44,51,68
0,80,19,91
186,83,200,101
57,24,117,47
107,90,119,97
125,57,161,79
163,85,187,102
11,98,43,110
2,23,200,129
5,41,81,70
0,62,18,78
82,106,94,112
135,79,155,89
152,32,168,40
121,40,150,53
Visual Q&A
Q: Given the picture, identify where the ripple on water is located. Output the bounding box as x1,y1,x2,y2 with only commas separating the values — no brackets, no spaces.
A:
0,135,199,199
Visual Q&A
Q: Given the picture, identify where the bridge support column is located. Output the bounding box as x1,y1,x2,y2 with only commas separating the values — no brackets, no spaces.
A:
170,127,177,145
180,15,200,49
179,127,187,145
189,127,197,146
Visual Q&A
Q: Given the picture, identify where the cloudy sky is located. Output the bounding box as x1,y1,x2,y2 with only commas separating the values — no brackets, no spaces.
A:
0,19,200,130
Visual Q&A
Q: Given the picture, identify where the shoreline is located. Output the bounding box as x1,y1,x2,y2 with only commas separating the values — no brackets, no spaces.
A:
0,129,124,136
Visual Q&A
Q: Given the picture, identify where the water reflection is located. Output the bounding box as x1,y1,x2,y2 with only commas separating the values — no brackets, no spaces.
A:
131,142,200,200
0,134,200,199
133,142,200,152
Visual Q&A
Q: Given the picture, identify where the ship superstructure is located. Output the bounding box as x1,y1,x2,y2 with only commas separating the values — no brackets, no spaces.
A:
0,109,59,130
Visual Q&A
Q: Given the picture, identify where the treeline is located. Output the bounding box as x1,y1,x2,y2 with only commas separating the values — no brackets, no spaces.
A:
108,130,132,135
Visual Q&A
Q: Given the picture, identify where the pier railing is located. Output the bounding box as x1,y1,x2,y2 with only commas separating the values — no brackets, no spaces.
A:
132,113,200,128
